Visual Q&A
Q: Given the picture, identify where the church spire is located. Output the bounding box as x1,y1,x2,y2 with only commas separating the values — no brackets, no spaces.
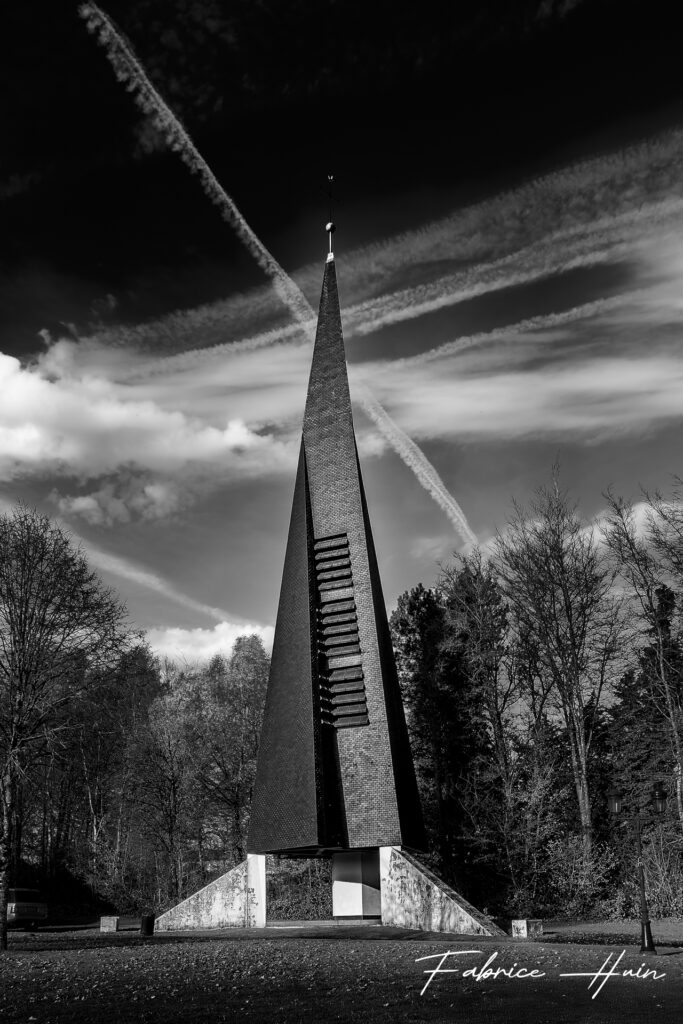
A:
247,231,425,856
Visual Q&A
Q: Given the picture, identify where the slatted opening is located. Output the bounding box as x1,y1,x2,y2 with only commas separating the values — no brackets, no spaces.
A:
314,533,369,730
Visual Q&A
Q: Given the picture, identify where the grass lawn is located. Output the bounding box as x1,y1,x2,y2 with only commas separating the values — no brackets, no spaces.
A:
2,923,682,1023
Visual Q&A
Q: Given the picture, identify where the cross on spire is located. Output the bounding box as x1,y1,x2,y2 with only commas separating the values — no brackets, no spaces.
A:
325,173,336,260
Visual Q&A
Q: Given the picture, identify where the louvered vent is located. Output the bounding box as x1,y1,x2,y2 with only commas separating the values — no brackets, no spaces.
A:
314,533,369,729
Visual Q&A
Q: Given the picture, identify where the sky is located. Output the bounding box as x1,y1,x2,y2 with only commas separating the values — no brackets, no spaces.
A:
2,0,683,662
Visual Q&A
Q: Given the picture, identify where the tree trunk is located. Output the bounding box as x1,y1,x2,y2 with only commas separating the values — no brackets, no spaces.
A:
655,637,683,827
565,707,593,862
0,770,14,952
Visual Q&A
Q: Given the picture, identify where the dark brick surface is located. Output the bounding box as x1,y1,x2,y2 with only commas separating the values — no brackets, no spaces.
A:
247,447,320,852
247,258,425,854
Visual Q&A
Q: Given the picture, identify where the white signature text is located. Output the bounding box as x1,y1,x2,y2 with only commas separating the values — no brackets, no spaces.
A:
416,948,666,999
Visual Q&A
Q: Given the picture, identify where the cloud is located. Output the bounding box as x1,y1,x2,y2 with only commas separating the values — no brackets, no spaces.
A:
50,474,187,525
367,351,683,444
0,345,299,521
108,196,683,385
410,534,456,562
6,105,683,548
146,619,274,663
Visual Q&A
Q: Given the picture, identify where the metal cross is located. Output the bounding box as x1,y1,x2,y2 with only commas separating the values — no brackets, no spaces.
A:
325,174,336,255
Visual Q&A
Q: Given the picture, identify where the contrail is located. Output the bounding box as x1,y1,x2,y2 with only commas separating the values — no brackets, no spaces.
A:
345,129,683,284
79,537,239,623
389,289,653,370
345,200,683,338
122,320,309,382
80,3,479,546
110,192,683,386
79,3,315,333
112,241,627,382
5,498,236,622
352,383,477,547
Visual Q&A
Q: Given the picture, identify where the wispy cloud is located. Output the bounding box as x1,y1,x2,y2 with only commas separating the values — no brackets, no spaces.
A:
79,2,478,546
377,289,652,371
100,194,683,393
368,351,683,443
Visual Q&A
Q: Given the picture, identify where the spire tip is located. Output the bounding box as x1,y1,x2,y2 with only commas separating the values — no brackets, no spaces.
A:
326,220,336,260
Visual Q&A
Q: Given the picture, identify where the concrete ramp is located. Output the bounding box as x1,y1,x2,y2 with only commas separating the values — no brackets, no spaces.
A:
155,854,265,931
380,846,505,936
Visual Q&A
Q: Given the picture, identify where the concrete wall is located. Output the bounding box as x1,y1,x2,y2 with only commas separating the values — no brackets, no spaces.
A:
379,846,505,936
155,854,266,931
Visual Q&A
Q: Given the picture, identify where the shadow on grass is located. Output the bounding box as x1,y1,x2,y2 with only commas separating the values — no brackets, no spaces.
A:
7,924,505,954
544,932,683,949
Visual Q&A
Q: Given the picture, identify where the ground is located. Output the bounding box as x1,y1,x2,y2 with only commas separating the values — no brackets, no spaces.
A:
1,920,682,1023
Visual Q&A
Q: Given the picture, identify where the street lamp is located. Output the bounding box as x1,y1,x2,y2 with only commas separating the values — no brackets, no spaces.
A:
607,782,668,954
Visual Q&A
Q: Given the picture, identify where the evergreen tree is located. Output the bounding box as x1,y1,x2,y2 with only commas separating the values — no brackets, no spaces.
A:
390,578,491,896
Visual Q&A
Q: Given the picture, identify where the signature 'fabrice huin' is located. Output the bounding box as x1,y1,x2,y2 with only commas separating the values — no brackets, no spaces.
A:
416,949,665,998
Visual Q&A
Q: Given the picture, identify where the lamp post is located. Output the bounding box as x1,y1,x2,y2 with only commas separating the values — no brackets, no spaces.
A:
606,781,668,954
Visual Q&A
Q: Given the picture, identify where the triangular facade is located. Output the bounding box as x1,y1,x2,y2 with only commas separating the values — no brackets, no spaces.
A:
248,253,425,854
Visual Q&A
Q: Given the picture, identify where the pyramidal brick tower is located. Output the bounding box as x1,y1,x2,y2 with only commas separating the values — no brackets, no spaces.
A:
247,237,426,874
156,228,504,935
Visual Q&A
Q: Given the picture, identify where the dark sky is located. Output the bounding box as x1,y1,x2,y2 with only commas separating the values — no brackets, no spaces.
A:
3,0,683,354
3,0,683,659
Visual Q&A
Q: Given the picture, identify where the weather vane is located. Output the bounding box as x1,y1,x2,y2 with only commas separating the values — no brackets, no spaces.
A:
325,173,336,259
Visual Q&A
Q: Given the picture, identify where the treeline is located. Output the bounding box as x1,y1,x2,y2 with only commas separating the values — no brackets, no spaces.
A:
4,636,269,918
0,504,270,944
3,477,683,933
390,477,683,919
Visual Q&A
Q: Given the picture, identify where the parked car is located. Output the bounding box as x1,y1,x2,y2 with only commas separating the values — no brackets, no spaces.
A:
7,888,49,930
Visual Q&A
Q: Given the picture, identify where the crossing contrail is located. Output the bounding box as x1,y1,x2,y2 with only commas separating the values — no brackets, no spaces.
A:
343,128,683,285
80,2,478,546
344,199,683,338
388,289,653,370
107,192,683,386
352,383,478,546
79,2,315,332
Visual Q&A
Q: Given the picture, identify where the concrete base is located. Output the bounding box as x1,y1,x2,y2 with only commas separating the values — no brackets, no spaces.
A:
332,850,381,919
155,854,266,931
154,847,503,936
512,918,543,939
379,846,505,936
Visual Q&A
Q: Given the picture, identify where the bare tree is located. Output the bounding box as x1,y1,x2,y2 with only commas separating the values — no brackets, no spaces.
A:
495,476,624,862
440,550,567,910
0,505,133,950
186,638,269,865
603,491,683,826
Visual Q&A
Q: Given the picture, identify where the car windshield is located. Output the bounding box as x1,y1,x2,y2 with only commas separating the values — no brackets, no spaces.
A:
9,889,43,901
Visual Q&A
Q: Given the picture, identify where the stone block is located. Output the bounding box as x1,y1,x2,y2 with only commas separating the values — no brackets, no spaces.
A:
99,916,119,932
511,918,543,939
